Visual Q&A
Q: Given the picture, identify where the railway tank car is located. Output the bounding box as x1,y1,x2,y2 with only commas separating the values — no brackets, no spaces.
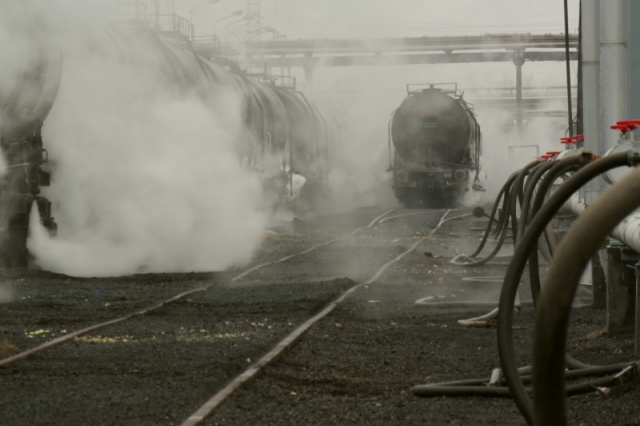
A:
0,2,61,266
105,24,330,205
0,4,331,267
275,86,330,208
389,83,482,208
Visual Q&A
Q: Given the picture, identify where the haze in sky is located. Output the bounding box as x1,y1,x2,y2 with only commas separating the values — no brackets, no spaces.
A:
173,0,580,207
181,0,580,40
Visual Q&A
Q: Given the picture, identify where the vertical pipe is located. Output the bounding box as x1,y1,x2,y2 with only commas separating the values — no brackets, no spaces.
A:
605,243,636,336
628,0,640,118
599,0,628,153
582,0,604,293
564,0,574,135
635,261,640,356
576,2,583,135
303,55,315,92
513,52,525,138
154,0,160,28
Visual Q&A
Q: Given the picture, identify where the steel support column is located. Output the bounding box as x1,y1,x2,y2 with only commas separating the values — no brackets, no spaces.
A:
303,54,317,91
599,0,628,152
606,242,636,336
636,261,640,355
628,0,640,118
513,52,525,137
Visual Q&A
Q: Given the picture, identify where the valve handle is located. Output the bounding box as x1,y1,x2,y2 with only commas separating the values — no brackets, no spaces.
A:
617,119,640,126
611,124,630,132
560,137,576,144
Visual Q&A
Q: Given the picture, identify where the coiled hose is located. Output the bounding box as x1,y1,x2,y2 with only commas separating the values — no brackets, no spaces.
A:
532,156,640,426
497,151,638,425
450,162,535,267
415,151,640,421
522,155,585,302
452,156,579,324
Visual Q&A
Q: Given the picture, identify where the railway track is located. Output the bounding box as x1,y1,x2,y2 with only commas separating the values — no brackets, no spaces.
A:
0,206,629,425
0,207,460,423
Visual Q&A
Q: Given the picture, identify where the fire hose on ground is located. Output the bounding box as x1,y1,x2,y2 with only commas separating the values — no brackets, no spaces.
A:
449,152,588,324
413,149,640,426
497,150,640,424
532,159,640,426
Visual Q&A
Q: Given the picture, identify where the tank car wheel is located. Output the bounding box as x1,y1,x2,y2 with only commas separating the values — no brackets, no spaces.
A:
0,229,30,268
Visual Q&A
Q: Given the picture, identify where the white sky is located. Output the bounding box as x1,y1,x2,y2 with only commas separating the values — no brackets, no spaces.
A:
178,0,581,40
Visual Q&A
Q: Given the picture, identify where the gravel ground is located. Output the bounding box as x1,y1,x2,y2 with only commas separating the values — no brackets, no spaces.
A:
0,206,638,425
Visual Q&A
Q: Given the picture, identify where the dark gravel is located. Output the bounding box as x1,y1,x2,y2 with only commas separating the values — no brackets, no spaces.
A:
0,206,637,425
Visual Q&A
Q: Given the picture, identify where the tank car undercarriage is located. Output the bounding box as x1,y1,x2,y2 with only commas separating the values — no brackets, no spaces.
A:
393,171,468,208
0,124,56,266
0,6,331,268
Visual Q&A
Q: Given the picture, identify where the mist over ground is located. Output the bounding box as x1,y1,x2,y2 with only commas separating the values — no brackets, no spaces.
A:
1,2,268,277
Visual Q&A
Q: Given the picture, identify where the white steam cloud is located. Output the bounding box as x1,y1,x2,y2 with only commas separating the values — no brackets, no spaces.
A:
312,67,405,212
1,1,576,276
311,60,574,207
7,2,268,276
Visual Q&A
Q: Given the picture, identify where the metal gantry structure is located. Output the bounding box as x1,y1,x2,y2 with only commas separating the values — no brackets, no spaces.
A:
236,33,578,90
245,0,261,39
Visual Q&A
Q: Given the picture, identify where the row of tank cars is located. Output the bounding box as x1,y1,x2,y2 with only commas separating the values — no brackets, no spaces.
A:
0,3,330,266
0,3,483,267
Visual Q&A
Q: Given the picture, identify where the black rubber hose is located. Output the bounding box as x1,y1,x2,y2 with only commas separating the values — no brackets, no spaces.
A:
451,222,512,266
526,159,600,373
518,161,557,302
530,157,584,219
525,157,585,303
469,172,516,257
497,151,629,425
518,161,555,240
413,361,638,399
491,181,512,238
520,361,639,385
455,158,573,269
469,166,525,264
413,367,636,399
454,161,542,267
528,160,583,228
532,164,640,426
525,155,586,286
451,173,517,266
490,171,519,239
413,385,513,398
509,160,539,246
